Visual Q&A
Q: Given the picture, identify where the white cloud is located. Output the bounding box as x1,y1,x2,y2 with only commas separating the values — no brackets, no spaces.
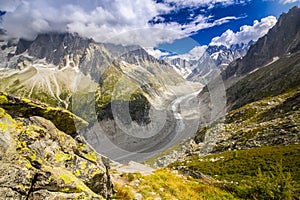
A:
169,45,208,61
164,0,252,9
1,0,242,47
144,48,171,59
0,0,21,12
210,16,277,47
280,0,300,4
163,0,235,8
146,45,208,61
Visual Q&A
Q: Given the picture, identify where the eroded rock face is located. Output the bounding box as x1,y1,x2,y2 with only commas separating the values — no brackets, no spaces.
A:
0,92,88,136
0,94,113,199
222,6,300,83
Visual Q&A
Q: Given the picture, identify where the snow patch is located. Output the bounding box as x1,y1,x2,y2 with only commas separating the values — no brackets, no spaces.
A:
249,56,280,74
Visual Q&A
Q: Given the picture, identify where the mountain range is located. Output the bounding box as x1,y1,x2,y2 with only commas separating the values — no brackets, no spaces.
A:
150,6,300,199
165,40,254,82
0,5,300,200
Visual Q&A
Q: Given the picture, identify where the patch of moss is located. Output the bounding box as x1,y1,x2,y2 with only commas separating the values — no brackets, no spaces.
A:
0,92,88,135
57,169,96,195
21,97,31,104
0,108,16,132
0,108,5,118
0,95,8,104
90,168,102,178
25,160,34,170
55,151,73,162
81,151,98,163
75,193,88,200
74,170,81,177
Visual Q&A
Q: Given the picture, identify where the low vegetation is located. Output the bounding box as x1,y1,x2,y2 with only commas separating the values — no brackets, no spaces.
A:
169,144,300,199
112,169,237,200
194,87,300,153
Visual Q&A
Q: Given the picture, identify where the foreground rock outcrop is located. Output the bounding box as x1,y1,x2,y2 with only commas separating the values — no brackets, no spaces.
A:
0,92,113,199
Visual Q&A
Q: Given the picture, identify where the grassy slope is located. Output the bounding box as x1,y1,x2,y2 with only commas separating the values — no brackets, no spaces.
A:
112,169,237,200
169,51,300,199
195,88,300,152
169,144,300,199
169,145,300,183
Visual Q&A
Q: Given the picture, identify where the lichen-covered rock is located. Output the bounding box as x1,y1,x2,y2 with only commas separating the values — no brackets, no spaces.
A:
0,92,88,135
0,96,113,199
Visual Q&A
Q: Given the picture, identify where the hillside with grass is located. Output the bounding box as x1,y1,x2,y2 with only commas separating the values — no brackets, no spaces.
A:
169,145,300,199
111,168,237,200
146,7,300,199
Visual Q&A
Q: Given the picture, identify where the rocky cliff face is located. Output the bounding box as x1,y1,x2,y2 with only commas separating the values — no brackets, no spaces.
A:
0,32,185,111
169,58,192,78
226,50,300,111
0,92,113,199
16,33,92,66
206,42,253,69
222,6,300,84
187,42,252,83
15,33,113,81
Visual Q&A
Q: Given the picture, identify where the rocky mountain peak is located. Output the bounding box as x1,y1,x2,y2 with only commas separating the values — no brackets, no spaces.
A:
222,6,300,83
15,32,93,66
169,57,192,78
119,47,165,65
187,41,253,82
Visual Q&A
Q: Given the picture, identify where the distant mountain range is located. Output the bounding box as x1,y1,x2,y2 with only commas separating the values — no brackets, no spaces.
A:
1,5,300,200
163,41,254,82
0,31,197,162
0,32,185,112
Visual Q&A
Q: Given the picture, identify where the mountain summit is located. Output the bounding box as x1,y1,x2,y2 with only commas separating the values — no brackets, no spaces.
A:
222,6,300,84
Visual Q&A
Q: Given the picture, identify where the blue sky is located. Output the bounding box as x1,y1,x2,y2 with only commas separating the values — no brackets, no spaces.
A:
0,0,299,56
158,0,300,53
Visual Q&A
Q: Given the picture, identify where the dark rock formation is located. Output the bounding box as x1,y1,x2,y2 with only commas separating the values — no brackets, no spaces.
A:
187,41,253,83
16,33,91,66
222,6,300,82
226,51,300,111
0,92,88,135
0,93,113,199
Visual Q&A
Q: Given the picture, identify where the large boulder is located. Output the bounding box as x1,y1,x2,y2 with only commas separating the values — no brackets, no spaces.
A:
0,93,113,199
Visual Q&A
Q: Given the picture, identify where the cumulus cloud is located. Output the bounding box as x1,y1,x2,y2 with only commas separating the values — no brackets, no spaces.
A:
145,48,172,59
146,45,207,61
0,0,21,12
169,45,208,61
210,16,277,47
164,0,235,8
279,0,300,4
1,0,241,47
